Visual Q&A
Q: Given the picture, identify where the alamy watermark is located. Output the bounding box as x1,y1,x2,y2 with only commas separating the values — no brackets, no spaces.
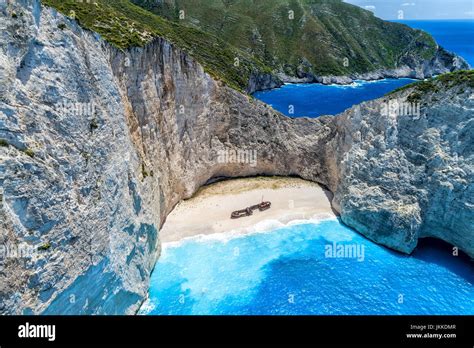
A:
55,101,96,118
71,0,97,4
217,148,258,167
381,98,420,118
325,242,365,262
0,242,36,259
18,322,55,342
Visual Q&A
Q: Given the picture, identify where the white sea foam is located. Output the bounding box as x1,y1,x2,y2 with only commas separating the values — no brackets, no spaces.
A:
162,213,337,250
137,298,156,315
331,82,362,88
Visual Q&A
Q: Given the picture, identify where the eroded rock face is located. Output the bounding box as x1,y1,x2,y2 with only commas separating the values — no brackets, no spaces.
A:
0,1,472,315
0,0,331,314
0,1,161,314
328,88,474,256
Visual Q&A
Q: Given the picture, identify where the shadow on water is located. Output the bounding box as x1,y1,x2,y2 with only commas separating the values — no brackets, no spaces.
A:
334,217,473,283
411,237,474,283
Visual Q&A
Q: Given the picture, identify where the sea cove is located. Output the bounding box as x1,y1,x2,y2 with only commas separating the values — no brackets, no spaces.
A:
140,19,474,317
253,79,416,118
2,0,473,326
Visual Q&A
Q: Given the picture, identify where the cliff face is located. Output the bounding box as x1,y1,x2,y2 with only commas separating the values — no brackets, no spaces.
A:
0,1,472,315
1,0,162,314
327,79,474,255
41,0,469,93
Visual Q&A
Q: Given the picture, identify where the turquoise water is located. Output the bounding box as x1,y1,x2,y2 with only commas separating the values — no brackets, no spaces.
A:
140,219,473,315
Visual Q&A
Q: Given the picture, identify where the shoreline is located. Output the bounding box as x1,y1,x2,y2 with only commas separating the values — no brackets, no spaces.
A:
254,76,421,94
159,177,337,245
162,213,338,249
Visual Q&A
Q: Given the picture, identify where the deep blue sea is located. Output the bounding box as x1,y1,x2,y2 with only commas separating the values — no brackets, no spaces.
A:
253,79,416,118
140,219,473,315
253,20,474,118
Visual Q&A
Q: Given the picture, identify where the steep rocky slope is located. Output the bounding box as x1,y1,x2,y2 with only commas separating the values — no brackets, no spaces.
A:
133,0,470,82
43,0,469,91
0,1,472,315
329,73,474,255
41,0,280,93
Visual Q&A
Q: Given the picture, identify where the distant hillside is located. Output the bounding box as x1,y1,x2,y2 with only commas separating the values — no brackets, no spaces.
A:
132,0,440,76
42,0,467,92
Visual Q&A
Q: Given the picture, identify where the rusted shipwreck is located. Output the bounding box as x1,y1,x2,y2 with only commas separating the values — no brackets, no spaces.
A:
231,201,272,219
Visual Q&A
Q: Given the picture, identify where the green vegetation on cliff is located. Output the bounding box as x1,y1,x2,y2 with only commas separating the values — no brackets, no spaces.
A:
389,70,474,99
132,0,438,76
42,0,273,91
42,0,442,91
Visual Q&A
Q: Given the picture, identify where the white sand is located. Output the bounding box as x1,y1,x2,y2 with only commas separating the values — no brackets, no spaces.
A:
160,177,337,243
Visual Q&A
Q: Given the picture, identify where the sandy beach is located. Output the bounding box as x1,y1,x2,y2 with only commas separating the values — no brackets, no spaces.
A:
160,177,337,243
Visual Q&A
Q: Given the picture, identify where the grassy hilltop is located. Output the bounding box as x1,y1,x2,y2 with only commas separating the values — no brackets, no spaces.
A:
132,0,438,76
42,0,441,91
